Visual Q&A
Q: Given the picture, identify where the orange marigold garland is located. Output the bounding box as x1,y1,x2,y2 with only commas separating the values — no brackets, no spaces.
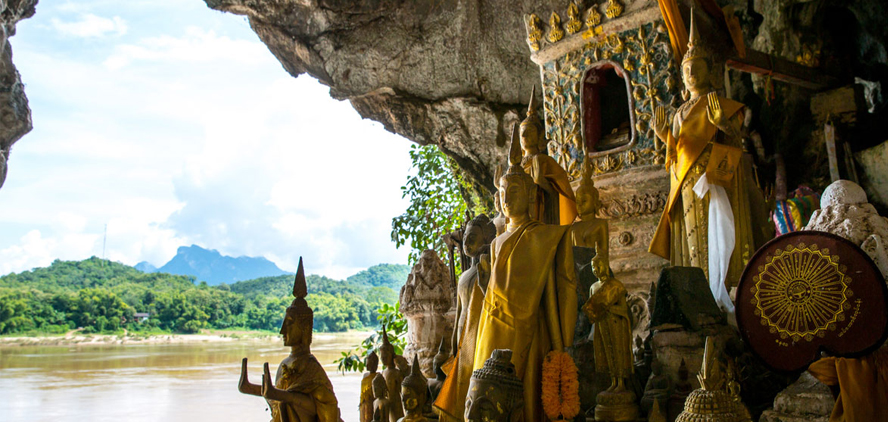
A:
541,350,580,420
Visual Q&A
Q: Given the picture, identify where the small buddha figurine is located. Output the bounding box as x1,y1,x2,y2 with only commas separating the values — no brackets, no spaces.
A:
570,160,608,257
361,352,381,422
464,349,524,422
399,356,429,422
380,326,407,421
582,248,638,420
519,85,578,225
237,257,341,422
373,373,395,422
649,9,769,313
427,338,448,405
640,359,672,415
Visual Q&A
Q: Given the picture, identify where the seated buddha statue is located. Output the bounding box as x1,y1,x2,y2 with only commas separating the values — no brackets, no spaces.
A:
399,357,429,422
237,258,341,422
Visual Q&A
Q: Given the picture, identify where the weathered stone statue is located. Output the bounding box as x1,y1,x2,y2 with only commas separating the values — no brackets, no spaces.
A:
520,86,578,226
427,338,448,406
466,125,577,422
399,356,429,422
640,359,671,416
400,250,455,376
373,373,395,422
649,11,769,312
582,249,638,421
381,327,407,421
492,164,507,237
361,352,381,422
237,258,341,422
464,349,524,422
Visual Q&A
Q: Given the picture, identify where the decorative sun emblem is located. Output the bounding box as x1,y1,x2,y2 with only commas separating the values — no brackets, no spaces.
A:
750,243,851,342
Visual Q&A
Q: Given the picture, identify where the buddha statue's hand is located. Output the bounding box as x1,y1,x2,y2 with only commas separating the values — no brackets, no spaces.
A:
477,254,491,294
653,106,669,147
706,92,730,131
261,362,284,402
238,357,261,396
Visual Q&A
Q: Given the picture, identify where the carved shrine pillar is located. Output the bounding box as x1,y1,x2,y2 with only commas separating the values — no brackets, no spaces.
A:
399,250,456,377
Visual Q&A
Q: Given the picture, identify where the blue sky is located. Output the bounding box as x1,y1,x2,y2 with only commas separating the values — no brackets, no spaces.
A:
1,0,414,279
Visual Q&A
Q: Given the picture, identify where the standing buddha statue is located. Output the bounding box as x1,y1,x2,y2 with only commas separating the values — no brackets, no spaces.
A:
380,326,408,421
436,214,496,421
373,373,395,422
520,86,578,226
570,160,609,258
399,356,429,422
427,338,448,405
361,352,381,422
237,257,342,422
582,248,638,421
470,124,577,422
648,10,770,312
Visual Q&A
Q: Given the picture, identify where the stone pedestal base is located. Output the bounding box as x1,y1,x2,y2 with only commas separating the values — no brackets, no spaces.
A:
759,372,833,422
594,390,639,421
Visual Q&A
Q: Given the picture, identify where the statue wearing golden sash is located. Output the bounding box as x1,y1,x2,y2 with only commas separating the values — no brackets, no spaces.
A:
472,125,577,422
649,12,769,310
520,86,578,226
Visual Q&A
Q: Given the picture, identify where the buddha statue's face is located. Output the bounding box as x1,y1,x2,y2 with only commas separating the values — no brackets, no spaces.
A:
682,58,710,93
380,345,394,366
591,257,608,280
500,176,531,220
280,310,309,348
465,380,519,422
366,354,379,373
575,185,600,216
519,122,540,154
401,385,424,413
463,224,485,257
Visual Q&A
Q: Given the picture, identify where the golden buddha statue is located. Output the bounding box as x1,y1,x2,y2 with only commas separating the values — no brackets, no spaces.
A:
582,249,638,421
470,124,577,421
649,11,769,311
520,86,578,226
373,373,396,422
436,214,496,421
399,357,429,422
464,349,524,422
237,258,342,422
381,326,407,421
570,160,609,257
361,352,381,422
675,337,751,422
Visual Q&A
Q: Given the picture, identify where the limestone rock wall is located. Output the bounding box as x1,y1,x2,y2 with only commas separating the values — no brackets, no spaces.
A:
0,0,36,189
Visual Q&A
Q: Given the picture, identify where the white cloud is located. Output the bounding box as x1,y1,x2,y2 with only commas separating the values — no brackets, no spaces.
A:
103,27,269,70
51,14,128,38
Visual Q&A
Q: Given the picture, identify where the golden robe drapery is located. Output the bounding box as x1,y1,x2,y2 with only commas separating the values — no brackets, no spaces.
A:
522,154,578,226
272,355,341,422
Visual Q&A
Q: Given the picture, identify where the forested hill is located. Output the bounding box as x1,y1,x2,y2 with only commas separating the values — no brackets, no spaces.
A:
0,258,409,335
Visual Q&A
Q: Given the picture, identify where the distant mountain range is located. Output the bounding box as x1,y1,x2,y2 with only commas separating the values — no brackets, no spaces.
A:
136,245,291,286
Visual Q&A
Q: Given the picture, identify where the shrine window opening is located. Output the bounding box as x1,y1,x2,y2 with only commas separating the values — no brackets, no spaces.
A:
581,63,635,153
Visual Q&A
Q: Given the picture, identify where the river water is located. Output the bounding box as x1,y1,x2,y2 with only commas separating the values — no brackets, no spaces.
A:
0,332,368,422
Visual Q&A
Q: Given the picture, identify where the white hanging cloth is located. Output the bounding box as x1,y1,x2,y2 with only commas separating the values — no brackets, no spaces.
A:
693,173,735,314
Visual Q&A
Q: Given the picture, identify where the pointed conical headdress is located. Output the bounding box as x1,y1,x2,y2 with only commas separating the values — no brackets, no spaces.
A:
288,257,312,319
682,9,706,65
520,85,544,135
402,354,428,391
436,336,448,356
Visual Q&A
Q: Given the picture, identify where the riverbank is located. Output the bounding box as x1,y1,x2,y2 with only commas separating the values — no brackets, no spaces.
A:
0,329,372,347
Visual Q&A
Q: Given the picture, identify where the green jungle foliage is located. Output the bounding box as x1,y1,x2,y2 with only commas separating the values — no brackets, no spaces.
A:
334,302,408,374
0,257,405,335
391,144,468,265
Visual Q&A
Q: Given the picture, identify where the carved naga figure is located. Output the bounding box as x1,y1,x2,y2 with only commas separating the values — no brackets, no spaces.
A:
238,257,342,422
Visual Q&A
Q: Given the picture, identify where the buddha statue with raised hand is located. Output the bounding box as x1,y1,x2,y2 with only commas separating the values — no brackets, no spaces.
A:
238,257,342,422
519,85,578,226
648,9,769,312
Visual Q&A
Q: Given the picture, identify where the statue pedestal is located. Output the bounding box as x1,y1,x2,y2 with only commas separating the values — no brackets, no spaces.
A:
593,390,639,422
759,373,833,422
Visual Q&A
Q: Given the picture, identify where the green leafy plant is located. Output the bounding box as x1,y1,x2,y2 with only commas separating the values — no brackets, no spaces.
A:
391,144,468,265
335,302,408,373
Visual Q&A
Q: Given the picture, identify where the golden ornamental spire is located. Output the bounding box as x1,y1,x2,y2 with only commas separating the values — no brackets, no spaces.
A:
525,14,543,51
565,2,582,34
547,12,565,43
682,9,706,65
